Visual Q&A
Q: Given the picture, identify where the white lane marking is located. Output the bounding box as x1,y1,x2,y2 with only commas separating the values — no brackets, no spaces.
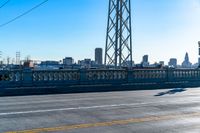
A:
0,96,136,106
0,102,160,116
1,99,200,116
0,97,104,106
0,94,200,106
0,89,200,104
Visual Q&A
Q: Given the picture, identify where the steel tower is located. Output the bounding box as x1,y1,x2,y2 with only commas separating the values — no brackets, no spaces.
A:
105,0,133,68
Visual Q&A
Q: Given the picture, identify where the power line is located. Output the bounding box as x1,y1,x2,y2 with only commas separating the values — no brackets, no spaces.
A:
0,0,49,28
0,0,10,9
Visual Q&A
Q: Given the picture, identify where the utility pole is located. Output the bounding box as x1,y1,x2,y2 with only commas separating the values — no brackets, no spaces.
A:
105,0,133,68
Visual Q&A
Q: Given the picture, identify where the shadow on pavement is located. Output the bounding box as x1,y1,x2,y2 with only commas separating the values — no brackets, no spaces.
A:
154,88,186,97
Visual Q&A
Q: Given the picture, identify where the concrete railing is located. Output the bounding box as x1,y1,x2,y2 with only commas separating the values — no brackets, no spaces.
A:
0,68,200,88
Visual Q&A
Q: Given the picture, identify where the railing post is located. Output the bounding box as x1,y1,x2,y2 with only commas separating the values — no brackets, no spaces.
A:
80,69,87,84
127,69,134,83
167,68,174,82
22,69,33,87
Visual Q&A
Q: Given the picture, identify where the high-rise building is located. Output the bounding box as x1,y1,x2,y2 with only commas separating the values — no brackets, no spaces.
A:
16,51,20,65
141,55,149,67
168,58,177,68
143,55,148,62
198,41,200,55
182,52,192,68
95,48,103,65
198,58,200,67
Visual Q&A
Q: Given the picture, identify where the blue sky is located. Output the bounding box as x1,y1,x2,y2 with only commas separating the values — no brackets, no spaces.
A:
0,0,200,64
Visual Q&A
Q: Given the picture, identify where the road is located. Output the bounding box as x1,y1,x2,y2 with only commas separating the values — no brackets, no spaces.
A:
1,88,200,133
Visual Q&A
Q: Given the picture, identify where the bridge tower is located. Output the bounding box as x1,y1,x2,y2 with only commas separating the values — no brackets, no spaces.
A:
104,0,133,68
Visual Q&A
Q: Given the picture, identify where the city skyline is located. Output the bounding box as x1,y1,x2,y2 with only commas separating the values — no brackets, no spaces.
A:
0,0,200,64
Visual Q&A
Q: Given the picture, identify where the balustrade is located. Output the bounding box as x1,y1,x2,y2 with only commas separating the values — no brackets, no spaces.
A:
1,69,200,88
32,71,80,82
86,70,127,81
0,71,22,82
133,70,167,79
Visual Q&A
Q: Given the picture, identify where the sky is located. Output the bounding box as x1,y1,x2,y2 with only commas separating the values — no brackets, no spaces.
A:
0,0,200,65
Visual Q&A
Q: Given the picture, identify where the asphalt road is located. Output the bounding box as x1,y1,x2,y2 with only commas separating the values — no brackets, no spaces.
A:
1,88,200,133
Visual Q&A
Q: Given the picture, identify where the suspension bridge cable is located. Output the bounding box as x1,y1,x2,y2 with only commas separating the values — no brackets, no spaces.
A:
0,0,49,28
0,0,10,9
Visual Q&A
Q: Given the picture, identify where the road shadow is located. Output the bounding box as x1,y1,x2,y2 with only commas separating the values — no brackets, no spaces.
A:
154,88,186,97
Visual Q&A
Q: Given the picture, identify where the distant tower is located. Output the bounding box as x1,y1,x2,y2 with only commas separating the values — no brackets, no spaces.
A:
16,51,20,65
182,52,192,68
185,52,189,62
199,41,200,54
105,0,133,68
141,55,149,67
95,48,103,65
142,55,148,63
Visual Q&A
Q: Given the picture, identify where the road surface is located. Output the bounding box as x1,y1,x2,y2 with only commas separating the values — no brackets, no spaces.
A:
1,88,200,133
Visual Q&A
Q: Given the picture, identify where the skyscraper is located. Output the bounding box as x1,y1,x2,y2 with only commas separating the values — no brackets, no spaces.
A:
16,51,20,65
141,55,149,67
182,52,192,68
95,48,103,65
198,41,200,55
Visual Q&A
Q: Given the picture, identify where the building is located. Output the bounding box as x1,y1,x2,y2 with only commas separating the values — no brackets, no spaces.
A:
182,52,192,68
141,55,149,67
95,48,103,65
39,61,60,69
63,57,74,66
199,41,200,55
23,60,34,68
122,61,135,67
159,61,165,67
198,41,200,66
168,58,177,68
198,58,200,67
78,59,92,68
40,61,59,66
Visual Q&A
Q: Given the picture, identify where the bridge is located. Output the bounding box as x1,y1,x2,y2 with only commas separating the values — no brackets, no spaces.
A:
0,68,200,95
0,0,199,96
1,1,200,132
